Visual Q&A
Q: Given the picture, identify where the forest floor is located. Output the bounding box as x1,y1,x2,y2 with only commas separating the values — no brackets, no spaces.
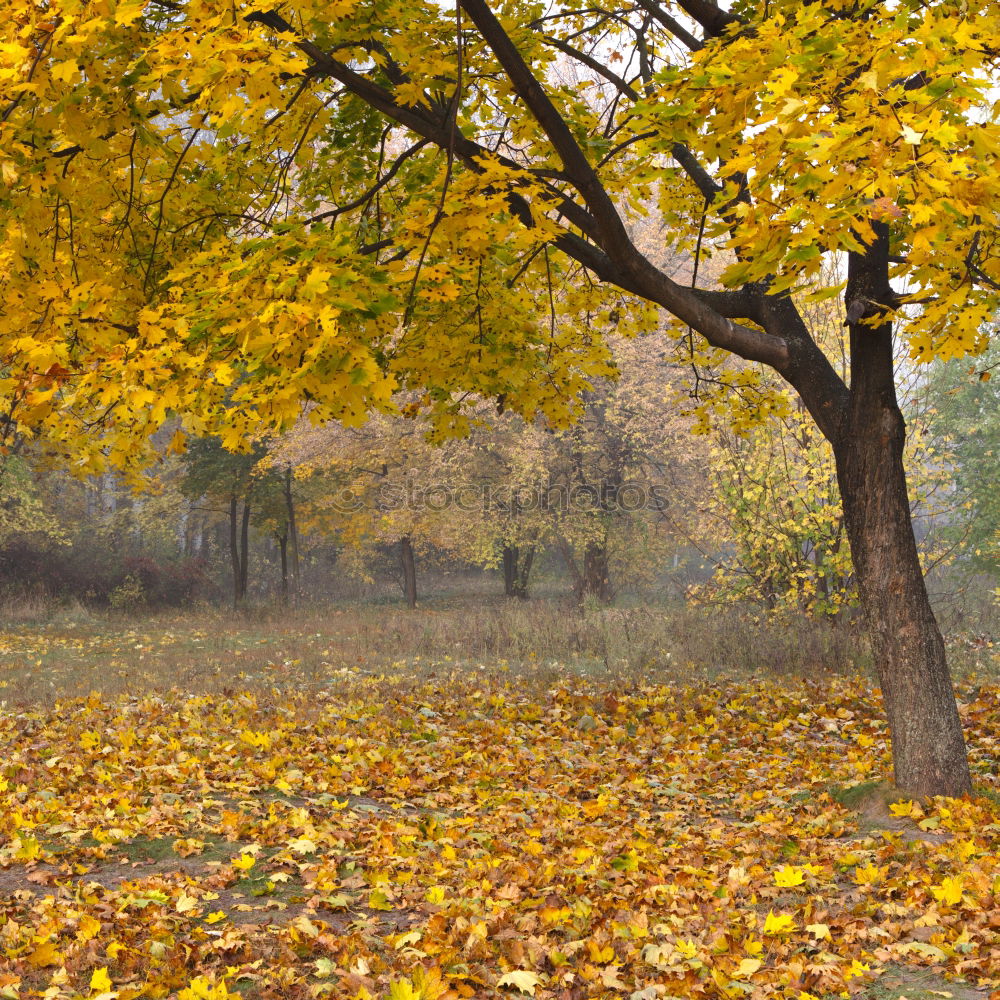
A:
0,605,998,1000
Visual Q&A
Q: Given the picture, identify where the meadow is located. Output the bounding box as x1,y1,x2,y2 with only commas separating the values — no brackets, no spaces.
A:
0,598,997,1000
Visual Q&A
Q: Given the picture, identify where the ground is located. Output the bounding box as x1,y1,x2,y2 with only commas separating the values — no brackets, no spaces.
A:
0,608,997,1000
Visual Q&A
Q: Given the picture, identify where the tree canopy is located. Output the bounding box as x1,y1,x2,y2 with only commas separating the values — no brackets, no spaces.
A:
3,0,992,467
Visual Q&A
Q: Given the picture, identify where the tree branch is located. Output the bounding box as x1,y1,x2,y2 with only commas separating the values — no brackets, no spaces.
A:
244,4,791,370
673,0,741,38
540,34,640,101
633,0,703,50
457,1,788,368
305,139,430,226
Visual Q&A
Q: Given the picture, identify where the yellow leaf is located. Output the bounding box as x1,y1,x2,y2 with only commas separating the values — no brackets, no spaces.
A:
292,915,320,938
774,865,805,887
178,976,241,1000
496,971,542,995
367,888,393,911
857,68,879,91
50,60,79,84
854,863,883,885
26,940,61,968
931,875,964,906
13,836,41,862
113,0,146,25
762,911,796,935
176,893,199,914
167,429,187,455
733,958,762,979
388,980,417,1000
78,915,102,942
89,968,113,994
231,853,255,871
806,923,831,941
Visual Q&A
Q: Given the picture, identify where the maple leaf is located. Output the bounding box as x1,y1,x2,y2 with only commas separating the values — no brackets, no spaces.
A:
762,911,796,935
26,940,61,968
89,968,114,994
774,865,806,887
496,971,542,995
114,1,147,26
733,958,762,979
931,875,964,906
178,977,241,1000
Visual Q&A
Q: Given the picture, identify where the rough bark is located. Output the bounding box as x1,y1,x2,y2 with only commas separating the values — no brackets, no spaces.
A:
835,413,971,795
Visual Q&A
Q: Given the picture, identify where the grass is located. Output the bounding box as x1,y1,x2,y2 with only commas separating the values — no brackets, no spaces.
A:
0,595,871,704
1,591,995,706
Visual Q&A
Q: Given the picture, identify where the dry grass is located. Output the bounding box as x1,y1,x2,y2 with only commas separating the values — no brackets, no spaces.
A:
0,592,994,706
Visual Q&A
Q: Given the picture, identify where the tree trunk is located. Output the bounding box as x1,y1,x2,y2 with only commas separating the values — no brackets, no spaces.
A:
278,531,288,606
229,494,241,610
831,229,971,797
400,536,417,609
239,498,251,601
502,544,534,598
284,465,300,605
580,541,614,604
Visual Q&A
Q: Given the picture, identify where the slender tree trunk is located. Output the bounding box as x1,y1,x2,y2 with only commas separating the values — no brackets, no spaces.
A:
284,465,300,605
239,498,251,601
400,536,417,609
278,531,288,606
557,536,584,598
829,228,971,797
516,545,534,598
229,494,241,610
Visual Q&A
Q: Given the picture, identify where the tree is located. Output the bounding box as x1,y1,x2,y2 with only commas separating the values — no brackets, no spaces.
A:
271,410,483,606
3,0,999,793
181,436,284,608
538,332,704,603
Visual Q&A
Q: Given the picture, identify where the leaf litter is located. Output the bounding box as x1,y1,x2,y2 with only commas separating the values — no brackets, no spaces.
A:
0,666,998,1000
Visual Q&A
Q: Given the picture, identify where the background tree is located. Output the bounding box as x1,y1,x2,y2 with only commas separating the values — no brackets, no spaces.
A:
272,410,485,608
181,436,289,608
